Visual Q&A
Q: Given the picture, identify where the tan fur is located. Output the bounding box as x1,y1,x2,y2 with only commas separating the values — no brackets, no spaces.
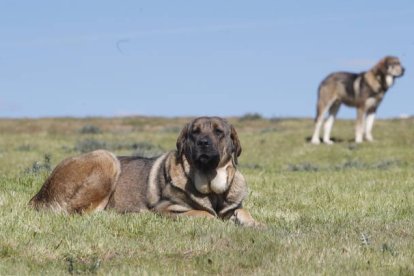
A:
29,117,262,228
311,56,404,144
29,150,121,214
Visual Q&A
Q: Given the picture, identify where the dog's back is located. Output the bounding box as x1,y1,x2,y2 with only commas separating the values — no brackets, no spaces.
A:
318,72,361,101
106,155,158,212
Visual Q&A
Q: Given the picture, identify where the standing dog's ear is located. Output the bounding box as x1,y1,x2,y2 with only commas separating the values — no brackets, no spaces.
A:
176,123,189,158
230,125,242,165
373,57,388,75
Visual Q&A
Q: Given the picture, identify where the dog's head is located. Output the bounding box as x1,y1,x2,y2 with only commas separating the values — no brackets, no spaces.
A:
176,117,242,173
375,56,405,78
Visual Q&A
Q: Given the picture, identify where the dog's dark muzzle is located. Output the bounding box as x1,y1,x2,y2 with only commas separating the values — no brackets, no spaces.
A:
193,137,220,171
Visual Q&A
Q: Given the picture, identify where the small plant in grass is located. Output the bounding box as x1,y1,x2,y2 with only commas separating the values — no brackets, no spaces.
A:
131,142,164,158
334,159,402,171
25,154,52,174
0,244,17,258
240,163,263,170
372,159,402,170
360,233,370,246
287,162,320,172
160,126,181,133
75,139,107,153
335,160,366,170
260,127,282,133
382,243,397,256
79,125,102,134
16,144,35,152
269,117,282,123
65,255,101,274
239,112,263,121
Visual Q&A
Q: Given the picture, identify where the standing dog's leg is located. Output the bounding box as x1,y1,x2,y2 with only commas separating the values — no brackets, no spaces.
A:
364,109,377,142
323,102,340,144
312,99,337,144
311,118,324,145
311,102,326,144
355,108,365,143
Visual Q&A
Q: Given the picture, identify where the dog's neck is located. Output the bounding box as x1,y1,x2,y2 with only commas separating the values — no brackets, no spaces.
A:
364,71,383,93
167,153,236,195
194,164,231,194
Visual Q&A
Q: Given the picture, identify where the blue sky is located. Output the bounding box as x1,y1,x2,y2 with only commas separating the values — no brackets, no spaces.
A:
0,1,413,118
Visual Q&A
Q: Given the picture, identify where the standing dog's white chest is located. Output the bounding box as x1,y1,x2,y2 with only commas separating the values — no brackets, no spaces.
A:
365,97,378,110
385,75,394,88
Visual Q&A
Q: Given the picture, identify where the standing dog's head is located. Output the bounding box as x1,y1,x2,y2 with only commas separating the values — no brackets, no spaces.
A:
176,117,242,173
374,56,405,78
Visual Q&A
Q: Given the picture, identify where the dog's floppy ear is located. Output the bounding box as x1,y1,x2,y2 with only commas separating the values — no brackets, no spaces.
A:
230,124,242,164
373,57,388,75
176,123,189,158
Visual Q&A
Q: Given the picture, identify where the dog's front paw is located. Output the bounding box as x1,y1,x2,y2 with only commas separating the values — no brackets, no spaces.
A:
310,138,321,145
230,209,266,229
365,135,374,142
323,139,334,145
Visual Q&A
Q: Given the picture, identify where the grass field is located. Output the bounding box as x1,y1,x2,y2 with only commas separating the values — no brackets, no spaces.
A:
1,116,413,275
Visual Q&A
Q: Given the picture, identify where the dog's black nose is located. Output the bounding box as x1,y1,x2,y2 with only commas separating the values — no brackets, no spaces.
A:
197,138,211,147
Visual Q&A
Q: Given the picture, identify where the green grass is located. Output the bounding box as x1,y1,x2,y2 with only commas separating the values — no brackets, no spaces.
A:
1,116,414,275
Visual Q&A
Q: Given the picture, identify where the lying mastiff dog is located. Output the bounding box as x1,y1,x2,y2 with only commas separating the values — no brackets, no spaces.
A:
29,117,261,227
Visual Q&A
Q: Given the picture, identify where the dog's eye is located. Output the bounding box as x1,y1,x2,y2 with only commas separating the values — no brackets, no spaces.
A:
192,128,200,135
214,128,224,137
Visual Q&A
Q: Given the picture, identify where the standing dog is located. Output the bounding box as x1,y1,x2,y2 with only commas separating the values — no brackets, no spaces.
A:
311,56,405,144
29,117,261,227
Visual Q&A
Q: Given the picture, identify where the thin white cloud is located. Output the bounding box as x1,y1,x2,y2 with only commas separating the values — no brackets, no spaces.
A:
0,99,20,113
339,58,377,69
7,21,266,48
5,7,414,48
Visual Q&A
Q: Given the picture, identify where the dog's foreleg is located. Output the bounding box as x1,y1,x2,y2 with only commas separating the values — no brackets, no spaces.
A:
179,210,216,218
364,112,376,142
355,108,365,143
230,208,265,228
323,115,335,144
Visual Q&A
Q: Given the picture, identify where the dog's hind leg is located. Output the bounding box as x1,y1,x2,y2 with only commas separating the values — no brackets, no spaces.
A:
323,101,341,144
29,150,121,214
311,101,327,144
311,82,339,145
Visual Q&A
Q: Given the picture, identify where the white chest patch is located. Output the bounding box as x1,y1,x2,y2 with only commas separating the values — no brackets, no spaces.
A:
385,75,394,88
194,173,210,194
210,166,229,194
194,166,229,194
365,97,377,110
353,76,361,96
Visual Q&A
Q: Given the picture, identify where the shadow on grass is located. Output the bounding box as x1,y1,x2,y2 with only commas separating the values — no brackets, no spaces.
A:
304,136,346,143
